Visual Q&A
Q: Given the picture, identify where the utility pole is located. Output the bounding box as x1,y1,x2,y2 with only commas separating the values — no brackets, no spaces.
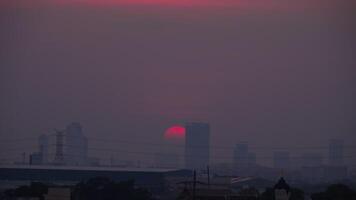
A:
193,170,196,200
207,165,210,188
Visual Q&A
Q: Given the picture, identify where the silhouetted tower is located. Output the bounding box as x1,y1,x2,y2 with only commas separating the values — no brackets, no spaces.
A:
234,142,249,169
329,139,344,166
185,122,210,170
65,122,88,166
54,129,64,165
38,134,49,164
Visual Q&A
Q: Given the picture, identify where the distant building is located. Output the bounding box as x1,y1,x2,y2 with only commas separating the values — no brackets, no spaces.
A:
185,122,210,170
29,152,43,165
273,151,290,170
65,123,88,166
53,131,65,165
234,142,249,169
29,134,50,165
233,142,257,175
38,134,49,164
329,139,344,166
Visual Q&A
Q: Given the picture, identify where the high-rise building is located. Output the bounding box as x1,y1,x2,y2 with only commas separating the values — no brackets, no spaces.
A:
54,131,65,165
38,134,49,164
185,122,210,170
65,122,88,166
233,142,249,169
274,151,290,170
329,139,344,166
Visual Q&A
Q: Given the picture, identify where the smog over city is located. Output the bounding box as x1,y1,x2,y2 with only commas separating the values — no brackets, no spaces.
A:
0,0,355,199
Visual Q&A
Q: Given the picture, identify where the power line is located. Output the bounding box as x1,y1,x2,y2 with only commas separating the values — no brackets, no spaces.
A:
87,137,356,151
2,136,355,151
2,143,356,162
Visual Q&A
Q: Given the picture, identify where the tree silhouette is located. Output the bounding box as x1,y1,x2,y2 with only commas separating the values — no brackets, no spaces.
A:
311,184,356,200
72,177,154,200
3,182,48,200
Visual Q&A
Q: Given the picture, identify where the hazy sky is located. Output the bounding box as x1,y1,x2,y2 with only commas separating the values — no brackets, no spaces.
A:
1,0,355,166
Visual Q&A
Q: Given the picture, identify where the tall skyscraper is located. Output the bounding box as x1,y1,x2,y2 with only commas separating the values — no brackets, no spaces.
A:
274,151,290,170
329,139,344,166
38,134,49,164
233,142,249,169
54,130,64,165
65,122,88,166
185,122,210,170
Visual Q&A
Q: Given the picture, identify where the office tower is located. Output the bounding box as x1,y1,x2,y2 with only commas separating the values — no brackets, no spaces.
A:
65,122,88,166
233,142,249,169
185,122,210,170
329,139,344,166
38,134,49,164
54,131,64,165
274,151,290,170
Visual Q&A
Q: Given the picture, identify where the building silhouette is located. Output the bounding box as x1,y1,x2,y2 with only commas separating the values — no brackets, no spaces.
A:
38,134,49,164
29,134,50,165
233,142,249,169
329,139,344,166
65,122,88,166
233,142,257,175
54,130,65,165
185,122,210,170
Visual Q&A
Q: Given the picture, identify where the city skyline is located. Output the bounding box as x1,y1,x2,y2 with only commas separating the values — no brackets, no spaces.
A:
1,1,355,199
1,0,355,172
2,121,354,171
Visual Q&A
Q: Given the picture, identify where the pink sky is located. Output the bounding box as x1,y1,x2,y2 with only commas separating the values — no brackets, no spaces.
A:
0,0,336,10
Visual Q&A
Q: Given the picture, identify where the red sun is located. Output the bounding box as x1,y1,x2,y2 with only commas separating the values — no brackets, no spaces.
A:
164,125,186,140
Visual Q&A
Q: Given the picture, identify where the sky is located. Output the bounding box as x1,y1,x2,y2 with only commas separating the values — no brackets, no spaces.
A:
0,0,355,166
